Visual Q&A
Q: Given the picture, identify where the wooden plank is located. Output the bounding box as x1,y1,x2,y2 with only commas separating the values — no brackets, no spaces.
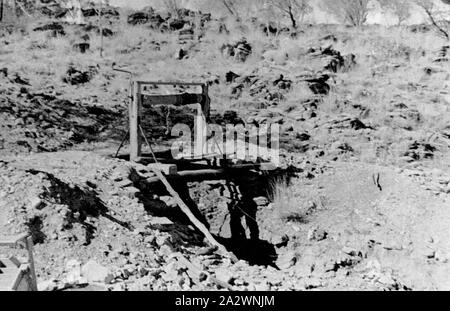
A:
141,93,204,108
11,268,26,291
25,236,37,291
136,81,206,87
194,104,206,158
146,169,226,184
0,233,28,247
130,81,142,162
0,268,20,291
150,169,236,262
202,84,210,119
1,257,21,268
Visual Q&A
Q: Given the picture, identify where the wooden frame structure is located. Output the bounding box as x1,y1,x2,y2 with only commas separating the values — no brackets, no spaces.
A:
0,233,38,291
129,80,210,162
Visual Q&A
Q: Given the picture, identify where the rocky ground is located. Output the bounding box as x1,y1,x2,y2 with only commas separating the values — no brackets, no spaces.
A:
1,3,450,291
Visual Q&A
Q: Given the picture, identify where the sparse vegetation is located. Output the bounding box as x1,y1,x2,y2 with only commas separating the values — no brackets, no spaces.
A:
269,178,305,222
265,0,312,30
378,0,413,25
321,0,371,26
1,0,450,292
416,0,450,40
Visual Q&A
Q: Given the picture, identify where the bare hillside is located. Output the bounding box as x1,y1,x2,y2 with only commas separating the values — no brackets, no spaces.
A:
0,0,450,292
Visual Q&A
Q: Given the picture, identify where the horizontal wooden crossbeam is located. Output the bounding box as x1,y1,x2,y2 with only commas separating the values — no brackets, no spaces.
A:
136,81,206,87
141,93,205,108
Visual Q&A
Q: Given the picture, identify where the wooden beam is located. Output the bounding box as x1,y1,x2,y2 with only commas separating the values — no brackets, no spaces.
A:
137,81,206,87
146,168,226,184
0,0,4,22
195,103,206,158
141,93,204,108
151,169,235,261
202,84,210,119
0,233,29,247
11,0,16,17
25,236,37,291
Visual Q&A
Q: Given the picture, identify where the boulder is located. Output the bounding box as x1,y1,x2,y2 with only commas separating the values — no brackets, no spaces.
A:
170,19,189,31
72,42,90,54
63,65,97,85
33,22,65,37
174,48,188,60
0,67,8,78
234,38,252,62
276,251,297,270
225,71,239,83
82,260,114,284
307,227,328,241
214,267,234,284
29,197,45,210
127,12,149,25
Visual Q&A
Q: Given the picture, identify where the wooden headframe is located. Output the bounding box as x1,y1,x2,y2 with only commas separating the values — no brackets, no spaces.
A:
129,80,211,162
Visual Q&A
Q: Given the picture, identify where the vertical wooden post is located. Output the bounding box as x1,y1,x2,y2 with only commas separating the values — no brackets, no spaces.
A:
202,83,210,119
194,84,210,158
195,103,205,158
130,81,141,162
99,0,104,58
0,0,4,22
25,236,38,291
12,0,16,18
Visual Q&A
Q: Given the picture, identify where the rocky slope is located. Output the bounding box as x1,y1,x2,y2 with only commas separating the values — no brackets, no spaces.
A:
1,3,450,291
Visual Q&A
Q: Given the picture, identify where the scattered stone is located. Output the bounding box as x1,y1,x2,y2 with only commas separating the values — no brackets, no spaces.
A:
63,65,97,85
330,141,353,154
276,251,297,270
10,73,30,86
304,277,323,289
38,279,59,291
253,196,269,206
175,48,188,60
117,179,133,188
82,260,114,284
159,196,178,208
29,197,45,210
0,67,8,78
307,227,328,242
273,74,292,90
150,217,174,226
195,246,218,256
127,12,150,25
296,132,310,141
72,42,90,54
214,267,234,284
33,22,65,36
221,38,252,62
341,246,359,257
350,119,369,130
226,71,239,83
434,250,449,263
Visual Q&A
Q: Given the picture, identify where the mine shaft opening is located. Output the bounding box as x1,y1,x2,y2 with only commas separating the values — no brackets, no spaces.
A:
191,167,294,267
135,159,295,268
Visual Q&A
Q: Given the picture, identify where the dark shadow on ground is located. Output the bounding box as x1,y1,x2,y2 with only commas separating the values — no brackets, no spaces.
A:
25,169,133,245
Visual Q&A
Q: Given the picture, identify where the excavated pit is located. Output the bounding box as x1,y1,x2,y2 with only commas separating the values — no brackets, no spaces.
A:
137,166,297,267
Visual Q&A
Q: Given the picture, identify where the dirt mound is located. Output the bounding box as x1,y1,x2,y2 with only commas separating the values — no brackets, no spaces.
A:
0,75,122,154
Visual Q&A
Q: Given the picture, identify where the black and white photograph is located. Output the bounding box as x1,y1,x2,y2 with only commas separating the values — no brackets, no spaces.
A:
0,0,449,299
